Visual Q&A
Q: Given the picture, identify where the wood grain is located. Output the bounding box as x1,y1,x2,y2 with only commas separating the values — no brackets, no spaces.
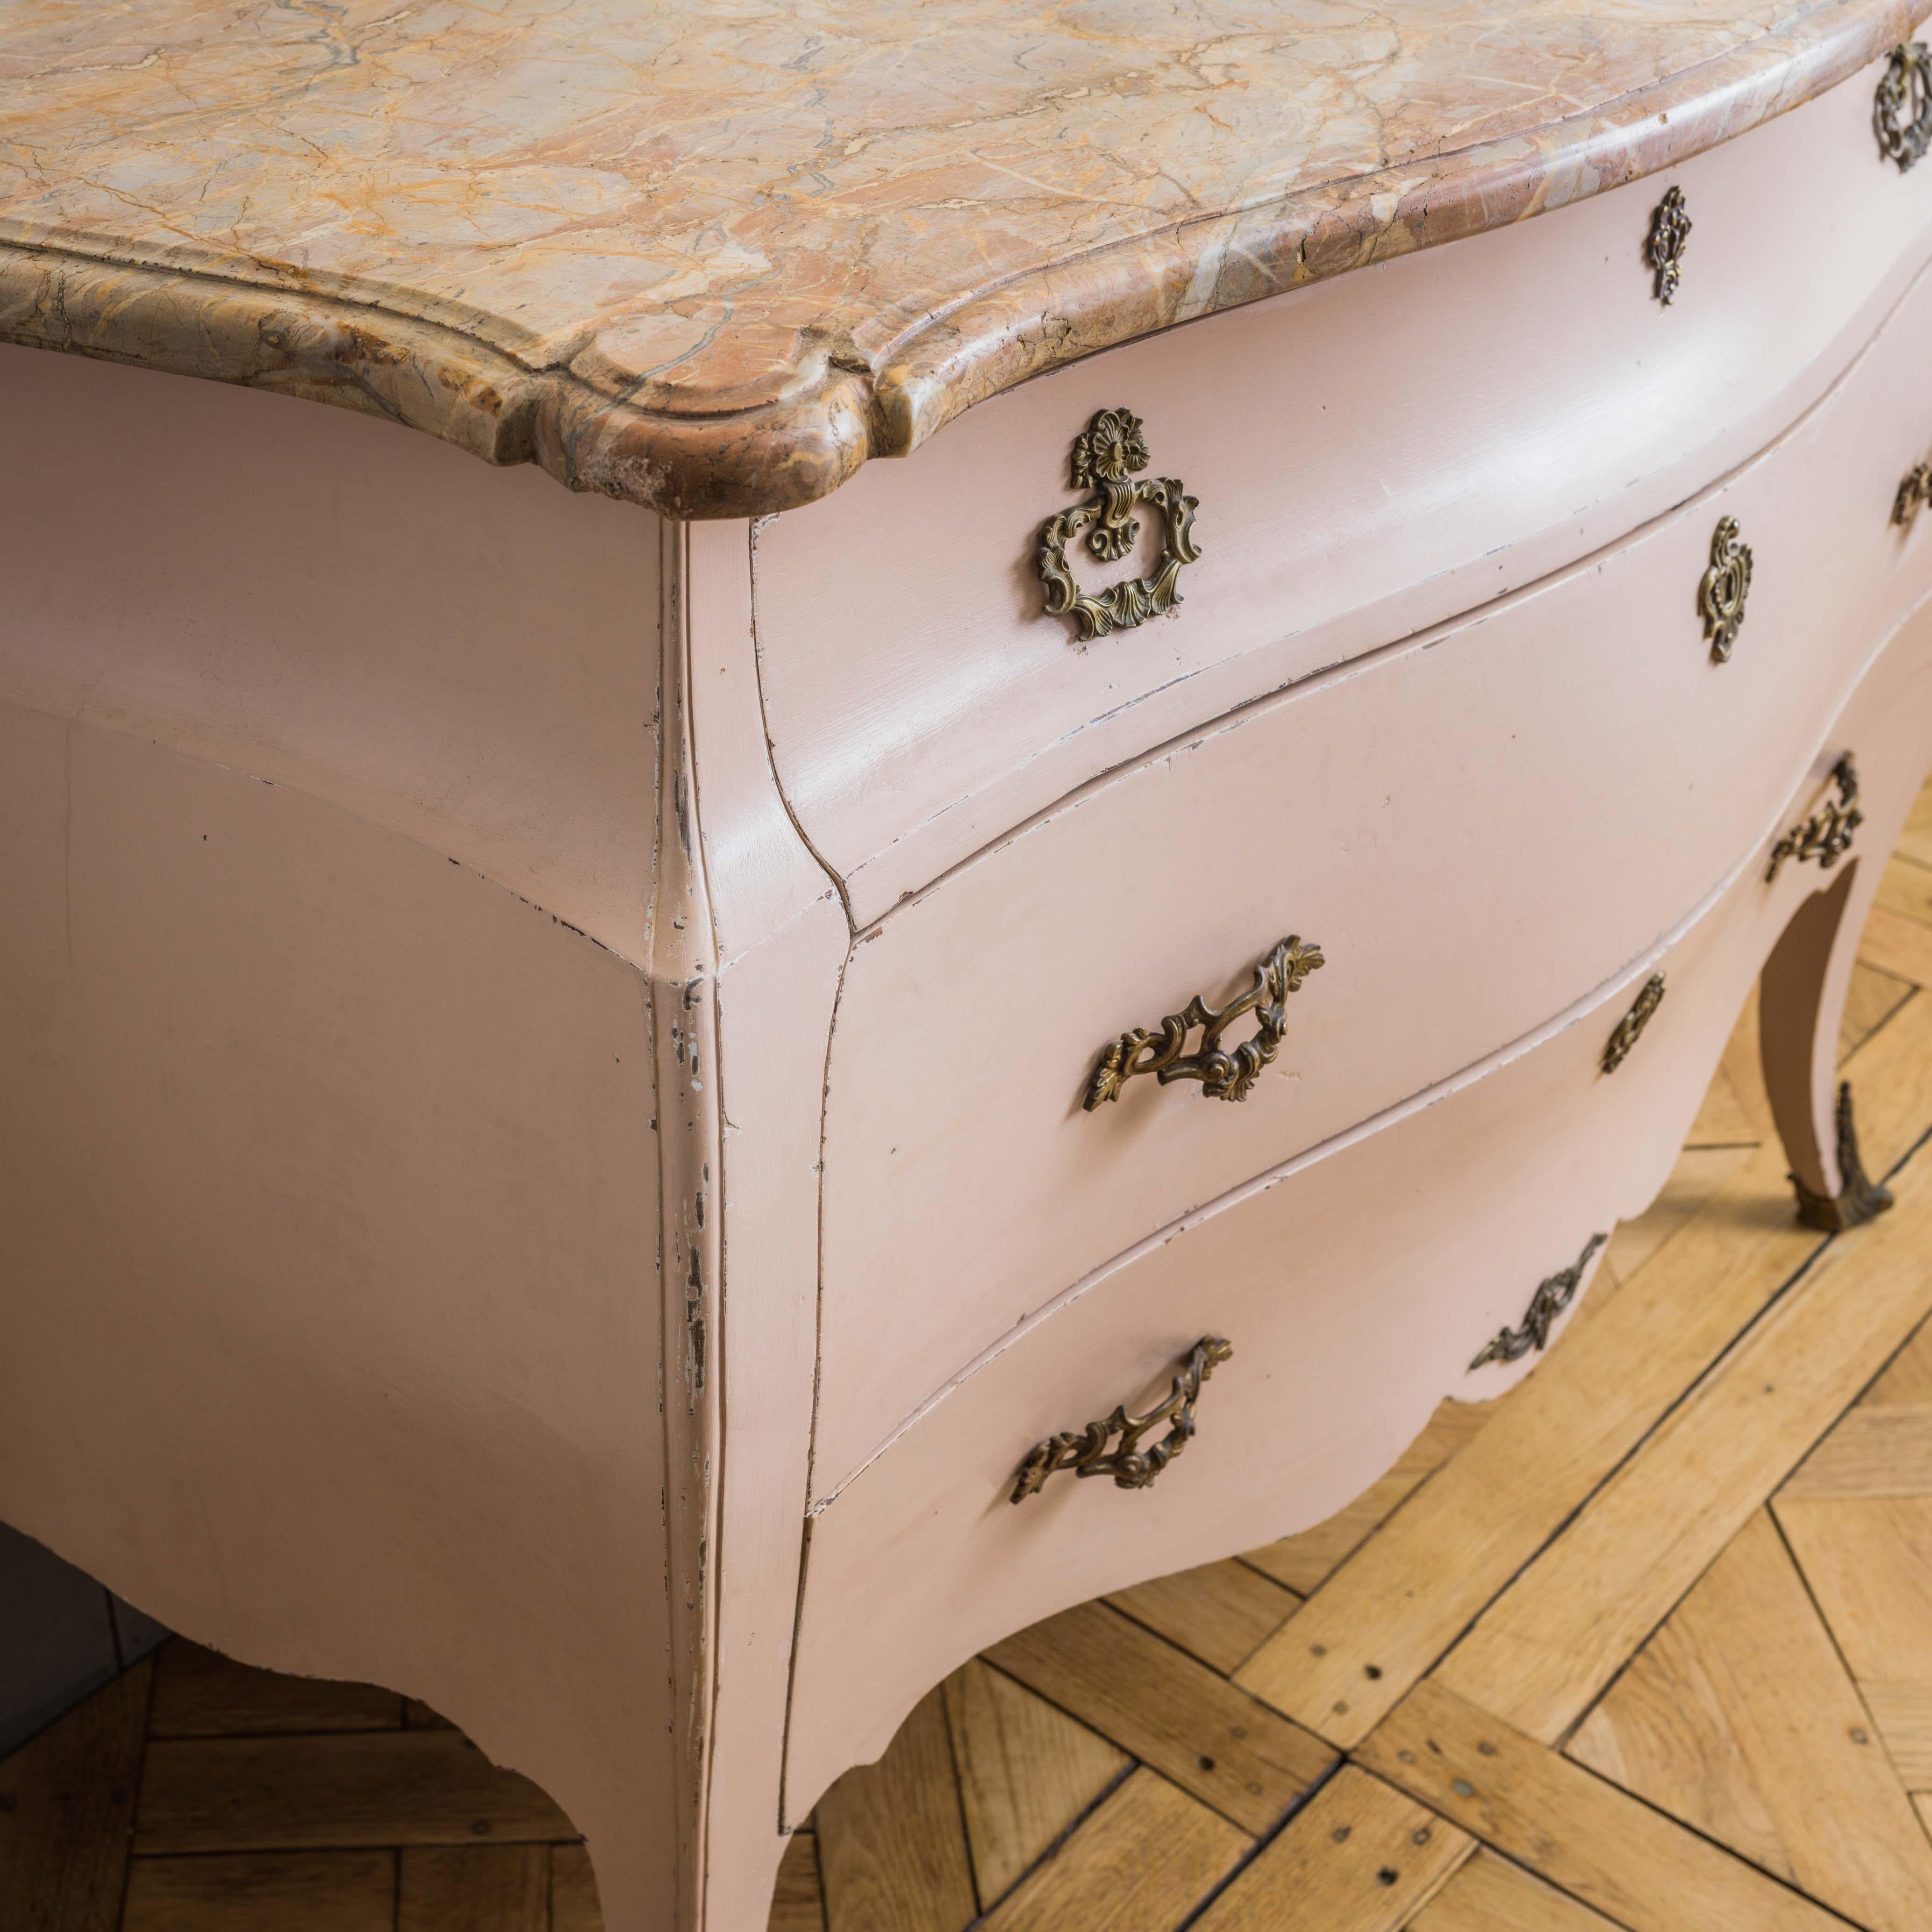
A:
1839,961,1914,1061
122,1851,396,1932
135,1730,574,1853
1359,1679,1847,1932
1189,1766,1470,1932
147,1641,403,1739
1561,1510,1932,1932
973,1771,1248,1932
550,1845,602,1932
1406,1849,1624,1932
1876,853,1932,930
1241,1401,1492,1596
1854,905,1932,990
1107,1559,1299,1674
1776,1495,1932,1683
769,1831,827,1932
1861,1683,1932,1788
1782,1405,1932,1497
1236,1131,1823,1745
814,1688,976,1932
1433,1135,1932,1742
983,1601,1335,1833
0,1657,151,1932
1596,1145,1755,1293
398,1846,547,1932
942,1660,1126,1908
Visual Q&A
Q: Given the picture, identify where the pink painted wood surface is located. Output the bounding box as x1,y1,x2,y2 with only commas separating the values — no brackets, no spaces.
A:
0,345,656,963
810,250,1932,1499
0,705,677,1925
754,63,1932,926
787,593,1932,1811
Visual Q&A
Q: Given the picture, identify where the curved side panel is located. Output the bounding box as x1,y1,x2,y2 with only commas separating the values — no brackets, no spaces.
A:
0,705,677,1922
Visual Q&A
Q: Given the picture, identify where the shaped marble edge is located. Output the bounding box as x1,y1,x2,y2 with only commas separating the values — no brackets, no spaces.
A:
0,0,1924,520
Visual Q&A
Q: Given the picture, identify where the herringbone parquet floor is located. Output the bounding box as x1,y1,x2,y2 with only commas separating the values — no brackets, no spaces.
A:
12,781,1932,1932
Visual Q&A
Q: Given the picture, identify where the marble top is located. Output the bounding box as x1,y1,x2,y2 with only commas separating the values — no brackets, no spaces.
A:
0,0,1923,517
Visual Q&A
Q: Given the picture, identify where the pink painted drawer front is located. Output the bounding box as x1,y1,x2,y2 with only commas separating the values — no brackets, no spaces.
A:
790,795,1806,1818
809,250,1932,1503
754,57,1932,929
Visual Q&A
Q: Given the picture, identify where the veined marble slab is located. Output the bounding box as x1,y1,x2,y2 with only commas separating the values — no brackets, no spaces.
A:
0,0,1923,515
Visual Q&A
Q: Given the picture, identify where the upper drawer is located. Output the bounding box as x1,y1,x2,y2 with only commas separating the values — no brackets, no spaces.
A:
809,245,1932,1501
754,54,1932,928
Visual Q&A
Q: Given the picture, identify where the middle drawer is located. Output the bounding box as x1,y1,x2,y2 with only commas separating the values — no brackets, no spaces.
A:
813,254,1932,1500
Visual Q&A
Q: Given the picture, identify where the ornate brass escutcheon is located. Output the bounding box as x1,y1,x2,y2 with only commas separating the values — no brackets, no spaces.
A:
1876,42,1932,172
1011,1337,1232,1502
1644,186,1691,304
1469,1236,1607,1371
1767,753,1862,881
1896,460,1932,529
1084,937,1324,1109
1038,408,1202,642
1697,516,1753,662
1602,973,1667,1075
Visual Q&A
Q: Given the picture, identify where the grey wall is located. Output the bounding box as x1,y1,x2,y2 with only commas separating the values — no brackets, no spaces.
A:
0,1519,169,1760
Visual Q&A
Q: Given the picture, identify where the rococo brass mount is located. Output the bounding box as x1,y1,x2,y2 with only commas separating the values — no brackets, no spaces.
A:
1876,41,1932,172
1767,753,1862,880
1644,186,1691,304
1469,1235,1607,1371
1792,1081,1895,1232
1602,973,1666,1075
1038,408,1202,642
1011,1337,1232,1502
1085,937,1324,1109
1697,516,1753,662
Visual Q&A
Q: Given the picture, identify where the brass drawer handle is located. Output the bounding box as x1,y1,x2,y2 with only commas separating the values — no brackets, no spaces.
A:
1697,516,1753,662
1767,753,1862,881
1011,1337,1232,1503
1602,973,1667,1075
1038,408,1201,642
1876,42,1932,172
1084,936,1324,1109
1469,1236,1606,1371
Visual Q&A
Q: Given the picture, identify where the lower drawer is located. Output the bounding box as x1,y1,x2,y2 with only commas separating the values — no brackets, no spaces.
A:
783,616,1932,1815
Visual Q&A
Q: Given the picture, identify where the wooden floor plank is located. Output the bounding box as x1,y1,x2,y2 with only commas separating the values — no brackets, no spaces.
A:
983,1601,1335,1834
550,1845,602,1932
1359,1679,1846,1932
1431,1131,1932,1743
1776,1491,1932,1787
971,1771,1248,1932
941,1660,1126,1909
1561,1510,1932,1932
1405,1849,1624,1932
0,1658,151,1932
770,1831,828,1932
135,1730,574,1853
814,1686,976,1932
1889,772,1932,873
1241,1401,1493,1597
1862,1685,1932,1788
1106,1559,1299,1675
147,1641,402,1739
1234,1123,1829,1746
398,1845,546,1932
1682,1059,1763,1149
1782,1404,1932,1498
1857,904,1932,989
1840,961,1915,1061
1877,851,1932,930
1189,1766,1470,1932
122,1851,395,1932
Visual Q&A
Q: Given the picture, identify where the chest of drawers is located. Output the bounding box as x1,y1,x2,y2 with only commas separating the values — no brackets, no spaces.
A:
5,7,1932,1930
